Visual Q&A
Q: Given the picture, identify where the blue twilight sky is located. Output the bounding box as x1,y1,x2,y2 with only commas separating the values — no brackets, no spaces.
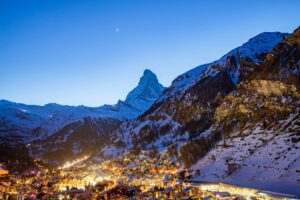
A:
0,0,299,106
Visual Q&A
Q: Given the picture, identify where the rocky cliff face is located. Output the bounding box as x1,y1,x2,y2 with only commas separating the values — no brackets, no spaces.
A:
250,27,300,89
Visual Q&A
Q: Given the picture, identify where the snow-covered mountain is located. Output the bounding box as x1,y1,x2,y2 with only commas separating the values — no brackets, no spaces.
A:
0,69,164,142
0,69,165,165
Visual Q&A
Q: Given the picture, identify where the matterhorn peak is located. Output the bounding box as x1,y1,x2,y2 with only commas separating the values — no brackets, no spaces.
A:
143,69,156,76
139,69,159,84
124,69,165,112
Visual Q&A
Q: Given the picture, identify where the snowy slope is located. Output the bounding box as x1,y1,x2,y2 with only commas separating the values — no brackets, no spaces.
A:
31,117,121,166
191,111,300,195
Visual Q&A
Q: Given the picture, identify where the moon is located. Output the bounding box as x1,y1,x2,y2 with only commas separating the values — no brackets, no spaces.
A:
115,28,119,32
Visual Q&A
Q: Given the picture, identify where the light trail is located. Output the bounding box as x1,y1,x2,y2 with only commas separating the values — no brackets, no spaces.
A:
58,155,90,170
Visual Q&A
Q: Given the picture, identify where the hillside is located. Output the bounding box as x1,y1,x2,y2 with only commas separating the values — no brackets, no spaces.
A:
97,27,300,195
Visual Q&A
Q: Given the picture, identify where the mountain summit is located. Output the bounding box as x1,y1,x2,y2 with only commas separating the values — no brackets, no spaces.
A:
124,69,165,111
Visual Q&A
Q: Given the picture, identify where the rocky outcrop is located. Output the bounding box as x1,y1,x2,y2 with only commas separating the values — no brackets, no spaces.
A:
250,26,300,88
